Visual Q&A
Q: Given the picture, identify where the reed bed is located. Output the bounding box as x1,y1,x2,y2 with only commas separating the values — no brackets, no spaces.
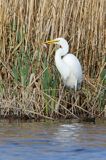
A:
0,0,106,120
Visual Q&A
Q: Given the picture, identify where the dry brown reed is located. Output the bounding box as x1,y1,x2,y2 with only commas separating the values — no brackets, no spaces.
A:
0,0,106,120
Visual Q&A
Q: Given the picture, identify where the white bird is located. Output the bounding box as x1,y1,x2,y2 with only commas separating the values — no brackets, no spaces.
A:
43,38,83,91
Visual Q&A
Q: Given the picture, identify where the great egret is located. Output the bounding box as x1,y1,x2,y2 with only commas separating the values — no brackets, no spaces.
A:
43,38,83,91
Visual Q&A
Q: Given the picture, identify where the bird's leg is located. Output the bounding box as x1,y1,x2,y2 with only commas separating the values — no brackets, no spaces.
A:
70,89,76,114
55,84,65,112
71,81,79,113
73,89,81,115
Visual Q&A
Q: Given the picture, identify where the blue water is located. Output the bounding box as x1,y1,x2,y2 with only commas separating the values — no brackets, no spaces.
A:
0,120,106,160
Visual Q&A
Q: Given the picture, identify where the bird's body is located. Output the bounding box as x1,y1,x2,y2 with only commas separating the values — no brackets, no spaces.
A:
43,38,83,91
55,53,82,91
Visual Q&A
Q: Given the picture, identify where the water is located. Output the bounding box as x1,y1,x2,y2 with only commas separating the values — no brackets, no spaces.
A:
0,119,106,160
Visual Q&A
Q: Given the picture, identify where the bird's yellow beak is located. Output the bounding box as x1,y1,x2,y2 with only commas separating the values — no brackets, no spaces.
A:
43,39,59,45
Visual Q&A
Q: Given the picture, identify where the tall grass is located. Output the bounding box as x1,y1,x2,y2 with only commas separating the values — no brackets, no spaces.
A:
0,0,105,119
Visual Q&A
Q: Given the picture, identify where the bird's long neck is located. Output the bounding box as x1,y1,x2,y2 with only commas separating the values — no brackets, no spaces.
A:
55,38,69,59
55,48,67,64
55,48,69,79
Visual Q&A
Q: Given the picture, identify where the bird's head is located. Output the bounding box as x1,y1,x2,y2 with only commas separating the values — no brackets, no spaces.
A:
43,37,69,53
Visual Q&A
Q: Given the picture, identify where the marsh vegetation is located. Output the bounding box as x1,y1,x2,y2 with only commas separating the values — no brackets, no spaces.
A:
0,0,106,120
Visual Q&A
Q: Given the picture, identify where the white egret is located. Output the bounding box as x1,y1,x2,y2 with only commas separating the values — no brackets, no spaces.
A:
43,38,83,91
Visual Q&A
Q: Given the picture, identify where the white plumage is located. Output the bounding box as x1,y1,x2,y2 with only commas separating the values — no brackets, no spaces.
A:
44,37,83,91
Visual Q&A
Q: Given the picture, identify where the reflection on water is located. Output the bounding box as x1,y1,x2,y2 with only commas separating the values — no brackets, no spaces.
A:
0,120,106,160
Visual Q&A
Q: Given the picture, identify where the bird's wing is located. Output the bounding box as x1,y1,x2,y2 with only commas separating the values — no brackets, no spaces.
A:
63,53,83,82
